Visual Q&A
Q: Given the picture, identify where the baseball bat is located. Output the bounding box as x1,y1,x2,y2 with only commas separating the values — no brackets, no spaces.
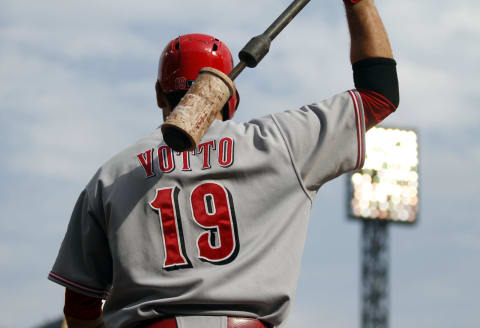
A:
162,0,311,152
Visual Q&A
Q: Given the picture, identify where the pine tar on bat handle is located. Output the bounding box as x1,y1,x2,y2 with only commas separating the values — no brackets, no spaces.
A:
161,0,311,152
229,0,311,80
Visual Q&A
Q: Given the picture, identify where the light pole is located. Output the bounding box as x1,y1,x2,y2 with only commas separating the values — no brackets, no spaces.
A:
347,127,419,328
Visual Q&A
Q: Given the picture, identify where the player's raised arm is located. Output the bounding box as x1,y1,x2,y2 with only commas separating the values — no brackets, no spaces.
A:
343,0,399,130
345,0,393,62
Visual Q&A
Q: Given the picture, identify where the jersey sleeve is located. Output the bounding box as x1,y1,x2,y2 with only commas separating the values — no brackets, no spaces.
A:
271,91,365,195
48,184,112,299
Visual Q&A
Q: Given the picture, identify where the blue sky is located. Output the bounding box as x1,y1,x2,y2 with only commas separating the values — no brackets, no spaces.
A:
1,0,479,327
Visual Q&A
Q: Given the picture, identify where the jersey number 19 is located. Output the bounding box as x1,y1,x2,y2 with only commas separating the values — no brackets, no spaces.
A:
150,182,240,270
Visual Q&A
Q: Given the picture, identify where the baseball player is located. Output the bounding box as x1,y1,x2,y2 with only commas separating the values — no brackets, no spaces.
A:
48,0,399,327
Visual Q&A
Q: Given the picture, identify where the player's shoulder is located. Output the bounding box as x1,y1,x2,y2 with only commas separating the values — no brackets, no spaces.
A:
223,115,276,132
86,128,163,187
271,91,360,126
207,115,287,148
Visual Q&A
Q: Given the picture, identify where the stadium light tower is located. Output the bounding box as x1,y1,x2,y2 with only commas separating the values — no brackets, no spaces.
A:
347,126,419,328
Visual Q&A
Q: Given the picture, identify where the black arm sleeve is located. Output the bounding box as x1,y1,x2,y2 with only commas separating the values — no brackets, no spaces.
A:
353,57,399,107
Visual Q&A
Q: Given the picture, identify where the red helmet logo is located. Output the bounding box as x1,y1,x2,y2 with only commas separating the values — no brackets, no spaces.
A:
174,77,187,90
157,33,240,119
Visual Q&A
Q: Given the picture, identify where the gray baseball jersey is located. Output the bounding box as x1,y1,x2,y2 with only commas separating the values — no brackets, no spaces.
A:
49,90,365,328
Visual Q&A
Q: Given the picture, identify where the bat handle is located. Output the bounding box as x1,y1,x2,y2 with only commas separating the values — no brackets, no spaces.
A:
264,0,311,41
236,0,311,70
229,61,247,81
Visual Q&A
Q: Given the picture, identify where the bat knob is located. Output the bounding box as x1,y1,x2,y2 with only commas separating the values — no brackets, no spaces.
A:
162,125,194,152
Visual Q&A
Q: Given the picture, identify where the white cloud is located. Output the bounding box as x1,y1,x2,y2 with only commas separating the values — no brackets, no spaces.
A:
379,1,480,131
0,274,64,328
421,145,480,198
1,32,161,181
392,60,479,132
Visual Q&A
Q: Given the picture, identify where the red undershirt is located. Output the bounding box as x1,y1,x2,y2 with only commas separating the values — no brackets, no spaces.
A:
357,88,397,130
64,288,102,320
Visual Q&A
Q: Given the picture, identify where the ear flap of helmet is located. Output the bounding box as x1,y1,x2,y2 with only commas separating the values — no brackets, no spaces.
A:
223,89,240,120
155,80,168,109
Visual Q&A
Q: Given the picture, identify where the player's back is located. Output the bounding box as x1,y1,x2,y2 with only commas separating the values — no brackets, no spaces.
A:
93,116,313,327
51,91,365,328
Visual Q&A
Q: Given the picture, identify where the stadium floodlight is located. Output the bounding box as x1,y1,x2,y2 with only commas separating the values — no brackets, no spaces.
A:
348,126,419,224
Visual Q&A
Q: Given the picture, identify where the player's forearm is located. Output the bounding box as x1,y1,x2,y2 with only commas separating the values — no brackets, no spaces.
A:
64,288,104,327
65,315,103,328
344,0,394,63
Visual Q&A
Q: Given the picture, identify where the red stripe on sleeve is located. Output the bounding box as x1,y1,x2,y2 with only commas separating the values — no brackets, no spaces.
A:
49,271,109,298
64,288,103,320
348,90,365,170
357,88,397,130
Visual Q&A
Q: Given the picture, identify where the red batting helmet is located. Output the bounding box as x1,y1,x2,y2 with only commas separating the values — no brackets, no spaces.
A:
157,33,240,120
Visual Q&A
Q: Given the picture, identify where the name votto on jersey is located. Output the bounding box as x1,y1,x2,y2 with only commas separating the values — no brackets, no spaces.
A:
137,137,234,177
